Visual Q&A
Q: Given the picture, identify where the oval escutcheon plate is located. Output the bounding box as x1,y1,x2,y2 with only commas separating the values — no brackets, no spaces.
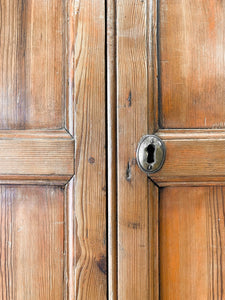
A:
136,135,166,174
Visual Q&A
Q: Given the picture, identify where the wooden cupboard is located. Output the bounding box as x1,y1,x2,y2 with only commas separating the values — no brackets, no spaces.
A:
1,0,225,299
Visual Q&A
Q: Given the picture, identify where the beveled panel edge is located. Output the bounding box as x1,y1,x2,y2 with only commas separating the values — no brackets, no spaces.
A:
0,129,73,140
157,128,225,140
65,0,75,138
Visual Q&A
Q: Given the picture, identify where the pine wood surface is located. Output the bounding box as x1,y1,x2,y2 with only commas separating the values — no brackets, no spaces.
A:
0,0,77,299
3,0,225,298
0,185,64,300
0,0,66,129
160,187,225,299
114,0,225,299
74,0,107,299
152,130,225,185
0,130,74,182
159,0,225,128
116,0,151,299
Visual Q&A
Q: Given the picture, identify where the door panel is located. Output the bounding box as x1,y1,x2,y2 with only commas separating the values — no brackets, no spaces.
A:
0,186,64,299
0,0,65,129
159,0,225,128
160,187,225,299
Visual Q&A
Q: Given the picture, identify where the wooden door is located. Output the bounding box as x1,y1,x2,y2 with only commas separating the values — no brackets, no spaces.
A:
0,0,107,299
108,0,225,299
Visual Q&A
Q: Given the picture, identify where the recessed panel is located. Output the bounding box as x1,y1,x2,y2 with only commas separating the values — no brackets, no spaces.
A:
159,0,225,128
0,186,64,299
160,187,225,299
0,0,65,129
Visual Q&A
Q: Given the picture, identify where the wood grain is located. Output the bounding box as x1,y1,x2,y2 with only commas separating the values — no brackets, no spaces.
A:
0,0,77,298
151,130,225,185
159,0,225,128
0,0,65,129
74,0,107,298
113,0,225,298
107,0,117,299
0,185,64,299
149,181,159,299
160,187,225,299
117,0,151,299
65,1,76,298
0,130,74,182
65,177,75,300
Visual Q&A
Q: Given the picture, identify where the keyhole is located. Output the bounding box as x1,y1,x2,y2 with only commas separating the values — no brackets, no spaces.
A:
146,144,155,164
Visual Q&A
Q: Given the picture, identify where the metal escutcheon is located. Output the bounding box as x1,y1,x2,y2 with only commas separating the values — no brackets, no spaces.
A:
136,135,166,174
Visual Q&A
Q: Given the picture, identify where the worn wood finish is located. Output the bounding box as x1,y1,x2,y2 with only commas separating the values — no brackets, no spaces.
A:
0,0,78,298
151,130,225,185
0,130,74,181
0,130,72,139
159,0,225,129
148,0,225,297
160,187,225,299
65,177,75,300
74,0,107,299
117,0,150,299
0,185,64,299
0,0,107,297
107,0,117,299
149,181,159,299
112,0,225,298
0,0,66,129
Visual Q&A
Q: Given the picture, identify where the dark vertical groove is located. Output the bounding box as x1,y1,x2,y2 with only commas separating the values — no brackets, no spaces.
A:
63,185,68,300
216,188,223,299
146,0,153,298
210,187,215,299
157,0,163,129
105,1,109,299
206,187,211,300
158,187,161,300
146,0,149,135
62,0,67,130
106,0,118,299
146,2,150,298
212,187,219,298
155,2,161,298
17,0,27,128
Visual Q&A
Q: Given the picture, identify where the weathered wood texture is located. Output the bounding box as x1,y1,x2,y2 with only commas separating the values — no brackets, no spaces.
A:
159,0,225,128
160,187,225,299
114,0,225,298
151,130,225,185
117,0,151,299
0,130,74,182
0,0,77,299
65,2,76,298
74,0,107,299
0,185,64,299
153,0,225,298
65,177,75,300
0,0,66,129
107,0,117,299
149,181,159,299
